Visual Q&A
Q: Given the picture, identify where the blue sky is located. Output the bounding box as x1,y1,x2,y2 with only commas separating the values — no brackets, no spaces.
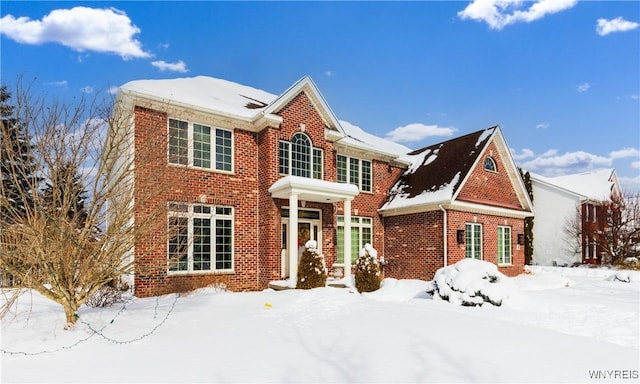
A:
1,1,639,191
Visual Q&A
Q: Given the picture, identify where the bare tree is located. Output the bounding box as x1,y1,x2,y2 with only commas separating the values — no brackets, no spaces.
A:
563,191,640,266
0,80,169,328
601,191,640,264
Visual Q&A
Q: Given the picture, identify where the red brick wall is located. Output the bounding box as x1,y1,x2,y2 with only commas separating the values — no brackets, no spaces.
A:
457,141,523,210
383,209,525,282
132,106,261,297
447,210,525,277
383,211,445,281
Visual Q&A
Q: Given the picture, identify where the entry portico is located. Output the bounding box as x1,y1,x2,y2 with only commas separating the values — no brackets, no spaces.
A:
268,176,359,285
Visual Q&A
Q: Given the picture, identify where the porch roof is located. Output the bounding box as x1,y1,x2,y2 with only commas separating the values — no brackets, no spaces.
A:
268,176,359,203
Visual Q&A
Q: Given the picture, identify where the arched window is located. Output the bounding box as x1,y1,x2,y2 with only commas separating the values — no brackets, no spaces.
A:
483,156,497,172
291,133,312,177
278,132,323,179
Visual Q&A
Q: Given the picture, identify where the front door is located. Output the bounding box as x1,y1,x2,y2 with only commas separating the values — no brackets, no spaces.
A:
281,219,321,278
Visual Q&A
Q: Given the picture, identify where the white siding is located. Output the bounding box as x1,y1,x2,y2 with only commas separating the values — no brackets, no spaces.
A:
531,179,583,266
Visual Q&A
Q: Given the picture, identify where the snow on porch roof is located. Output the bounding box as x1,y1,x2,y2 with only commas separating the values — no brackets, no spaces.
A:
269,176,359,203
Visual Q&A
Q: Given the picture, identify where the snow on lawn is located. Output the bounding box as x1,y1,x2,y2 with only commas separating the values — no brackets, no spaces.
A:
2,267,639,383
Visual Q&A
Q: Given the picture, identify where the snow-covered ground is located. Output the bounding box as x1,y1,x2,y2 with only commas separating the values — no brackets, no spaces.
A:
2,266,639,383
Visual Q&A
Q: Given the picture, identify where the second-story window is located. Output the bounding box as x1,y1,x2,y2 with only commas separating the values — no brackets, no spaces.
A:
337,155,372,192
278,132,323,179
168,118,233,172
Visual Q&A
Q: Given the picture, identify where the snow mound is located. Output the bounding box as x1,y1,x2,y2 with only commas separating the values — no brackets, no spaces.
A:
606,270,640,283
426,259,517,306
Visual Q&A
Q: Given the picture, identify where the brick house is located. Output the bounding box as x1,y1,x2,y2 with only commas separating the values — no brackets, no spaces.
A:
115,75,533,297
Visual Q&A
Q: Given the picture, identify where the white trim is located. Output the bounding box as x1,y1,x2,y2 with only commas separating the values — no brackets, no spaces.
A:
269,176,359,203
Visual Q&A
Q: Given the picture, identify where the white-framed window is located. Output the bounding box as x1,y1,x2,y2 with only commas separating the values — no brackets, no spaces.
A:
497,226,512,265
168,203,234,273
278,133,323,179
336,216,372,264
336,155,372,192
168,118,233,172
465,223,482,260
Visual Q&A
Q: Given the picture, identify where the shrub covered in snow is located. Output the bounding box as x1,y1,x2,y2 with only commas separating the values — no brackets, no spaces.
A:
606,270,640,283
426,259,517,306
355,243,382,293
296,240,327,289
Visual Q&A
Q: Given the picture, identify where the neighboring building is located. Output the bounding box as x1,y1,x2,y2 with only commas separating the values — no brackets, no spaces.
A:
115,75,532,297
530,169,622,266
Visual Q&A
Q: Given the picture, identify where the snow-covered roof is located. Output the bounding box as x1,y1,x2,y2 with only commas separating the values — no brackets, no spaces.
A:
120,76,278,120
338,120,412,162
120,76,410,163
532,169,617,202
381,126,497,211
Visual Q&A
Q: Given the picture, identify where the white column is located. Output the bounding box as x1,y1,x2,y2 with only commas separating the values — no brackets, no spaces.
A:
288,193,299,286
343,198,352,281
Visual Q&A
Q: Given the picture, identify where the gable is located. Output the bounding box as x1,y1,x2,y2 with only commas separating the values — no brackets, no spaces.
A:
456,140,524,210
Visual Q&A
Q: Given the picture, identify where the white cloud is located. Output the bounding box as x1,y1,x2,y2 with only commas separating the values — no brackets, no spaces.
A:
325,70,334,77
81,86,94,94
610,148,640,160
596,17,639,36
577,83,590,93
510,148,535,161
0,7,150,59
457,0,577,30
536,122,550,129
631,161,640,169
384,123,457,143
520,150,612,176
151,60,188,73
47,80,68,88
617,175,640,192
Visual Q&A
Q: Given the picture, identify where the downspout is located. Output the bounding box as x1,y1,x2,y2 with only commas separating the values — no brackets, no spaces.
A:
439,205,447,267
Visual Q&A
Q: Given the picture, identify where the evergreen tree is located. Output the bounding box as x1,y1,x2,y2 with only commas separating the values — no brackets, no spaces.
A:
296,240,327,289
354,244,382,293
41,161,89,228
0,85,41,222
519,168,534,265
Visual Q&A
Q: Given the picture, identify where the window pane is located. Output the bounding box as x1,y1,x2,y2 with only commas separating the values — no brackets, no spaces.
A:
168,217,189,271
193,124,211,168
351,227,360,263
474,225,481,260
313,148,323,179
279,141,290,175
291,133,311,178
361,160,372,192
168,119,188,165
215,129,232,171
336,226,344,264
193,218,211,271
215,219,233,270
337,155,347,183
349,158,359,186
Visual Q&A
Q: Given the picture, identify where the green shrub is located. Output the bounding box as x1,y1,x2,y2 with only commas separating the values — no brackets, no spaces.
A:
355,243,382,293
297,240,327,289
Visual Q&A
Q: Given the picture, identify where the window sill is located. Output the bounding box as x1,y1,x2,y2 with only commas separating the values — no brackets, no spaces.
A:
497,264,513,267
167,269,235,276
168,163,235,176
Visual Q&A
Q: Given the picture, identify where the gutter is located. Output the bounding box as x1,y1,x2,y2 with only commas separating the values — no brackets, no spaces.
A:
439,204,447,267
